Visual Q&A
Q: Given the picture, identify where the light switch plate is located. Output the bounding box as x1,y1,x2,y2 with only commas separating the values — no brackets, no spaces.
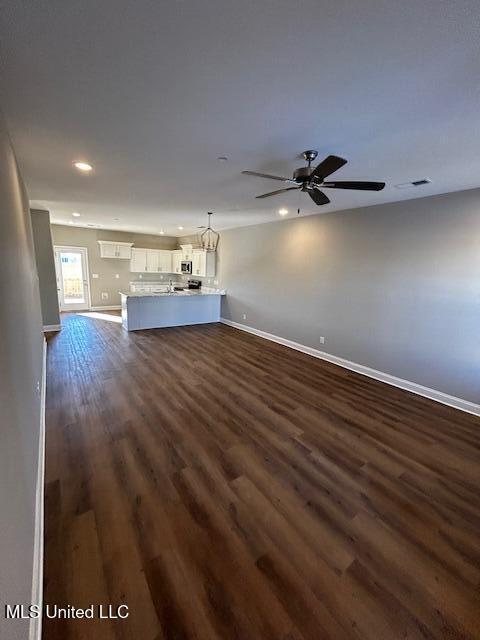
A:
92,273,99,279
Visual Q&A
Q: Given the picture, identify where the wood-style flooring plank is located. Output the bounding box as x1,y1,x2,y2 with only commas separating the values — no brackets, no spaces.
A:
43,312,480,640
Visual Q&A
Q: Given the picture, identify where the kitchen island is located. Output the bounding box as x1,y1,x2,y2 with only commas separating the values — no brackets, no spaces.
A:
120,289,225,331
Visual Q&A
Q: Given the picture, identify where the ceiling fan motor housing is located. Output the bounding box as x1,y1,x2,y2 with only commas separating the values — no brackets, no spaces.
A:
293,166,314,183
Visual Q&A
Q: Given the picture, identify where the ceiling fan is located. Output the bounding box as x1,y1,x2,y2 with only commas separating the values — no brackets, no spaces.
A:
242,150,385,206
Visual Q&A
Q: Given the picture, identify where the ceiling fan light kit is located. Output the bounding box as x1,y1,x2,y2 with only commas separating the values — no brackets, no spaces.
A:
242,150,386,206
199,212,219,251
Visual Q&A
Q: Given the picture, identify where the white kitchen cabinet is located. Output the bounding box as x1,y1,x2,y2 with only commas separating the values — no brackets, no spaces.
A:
180,244,194,261
130,248,173,273
98,240,133,259
192,249,216,277
146,250,159,273
130,248,147,272
116,244,132,259
158,250,172,273
171,250,183,275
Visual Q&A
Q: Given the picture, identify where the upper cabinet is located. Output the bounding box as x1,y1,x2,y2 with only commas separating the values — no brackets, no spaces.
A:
98,240,133,259
130,248,147,272
180,244,216,277
129,246,215,276
180,244,194,261
192,249,215,278
158,250,172,273
130,248,173,273
171,250,183,275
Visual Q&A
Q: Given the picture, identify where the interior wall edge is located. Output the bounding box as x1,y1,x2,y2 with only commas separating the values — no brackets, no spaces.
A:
42,324,62,332
28,337,46,640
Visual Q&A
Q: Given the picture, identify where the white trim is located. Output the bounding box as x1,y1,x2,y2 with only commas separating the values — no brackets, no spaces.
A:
30,338,47,640
43,324,61,332
89,305,121,311
97,240,133,246
220,318,480,417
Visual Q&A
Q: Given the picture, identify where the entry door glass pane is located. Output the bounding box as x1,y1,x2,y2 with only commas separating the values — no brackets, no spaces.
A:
60,252,85,304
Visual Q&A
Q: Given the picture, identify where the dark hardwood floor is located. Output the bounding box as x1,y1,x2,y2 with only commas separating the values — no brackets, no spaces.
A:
44,311,480,640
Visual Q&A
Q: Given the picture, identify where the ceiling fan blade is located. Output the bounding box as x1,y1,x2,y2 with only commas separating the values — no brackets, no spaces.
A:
308,189,330,206
322,181,385,191
242,170,294,183
312,155,347,180
256,186,300,199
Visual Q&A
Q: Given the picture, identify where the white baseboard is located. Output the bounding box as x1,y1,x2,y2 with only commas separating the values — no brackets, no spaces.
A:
221,318,480,417
43,323,61,332
30,338,47,640
90,305,121,311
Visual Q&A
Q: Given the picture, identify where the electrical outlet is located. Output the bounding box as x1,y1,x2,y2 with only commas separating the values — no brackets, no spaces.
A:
101,292,109,300
115,273,120,279
214,279,218,285
160,275,164,280
139,274,143,279
242,313,247,321
92,273,99,279
319,336,325,345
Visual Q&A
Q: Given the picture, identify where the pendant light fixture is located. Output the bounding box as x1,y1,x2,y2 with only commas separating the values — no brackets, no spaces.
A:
199,212,219,252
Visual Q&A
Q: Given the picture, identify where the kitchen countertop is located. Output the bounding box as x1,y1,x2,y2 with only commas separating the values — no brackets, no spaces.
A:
120,288,225,298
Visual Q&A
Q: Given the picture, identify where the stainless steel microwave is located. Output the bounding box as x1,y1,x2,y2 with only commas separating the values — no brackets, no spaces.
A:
181,260,192,274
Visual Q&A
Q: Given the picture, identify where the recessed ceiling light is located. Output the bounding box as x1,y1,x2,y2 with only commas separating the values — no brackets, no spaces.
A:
217,155,228,162
72,212,81,217
159,230,165,235
68,221,75,225
278,208,288,216
73,161,93,172
178,226,184,230
113,217,119,221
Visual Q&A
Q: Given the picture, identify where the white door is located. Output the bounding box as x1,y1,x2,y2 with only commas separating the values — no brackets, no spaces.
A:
54,246,90,311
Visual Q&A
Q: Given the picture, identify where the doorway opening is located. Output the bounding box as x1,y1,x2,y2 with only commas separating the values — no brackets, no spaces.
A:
54,246,91,311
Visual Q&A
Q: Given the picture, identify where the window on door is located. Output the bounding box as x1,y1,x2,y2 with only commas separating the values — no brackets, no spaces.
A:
55,247,90,311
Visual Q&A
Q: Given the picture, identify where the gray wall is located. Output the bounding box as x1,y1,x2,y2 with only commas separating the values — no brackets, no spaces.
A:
31,209,60,327
51,225,178,307
0,113,44,639
218,188,480,404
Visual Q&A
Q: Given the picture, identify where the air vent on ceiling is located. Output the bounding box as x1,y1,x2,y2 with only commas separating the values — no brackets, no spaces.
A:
395,178,432,189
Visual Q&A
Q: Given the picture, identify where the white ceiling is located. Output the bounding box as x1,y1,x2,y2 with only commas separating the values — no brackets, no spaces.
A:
1,0,479,236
